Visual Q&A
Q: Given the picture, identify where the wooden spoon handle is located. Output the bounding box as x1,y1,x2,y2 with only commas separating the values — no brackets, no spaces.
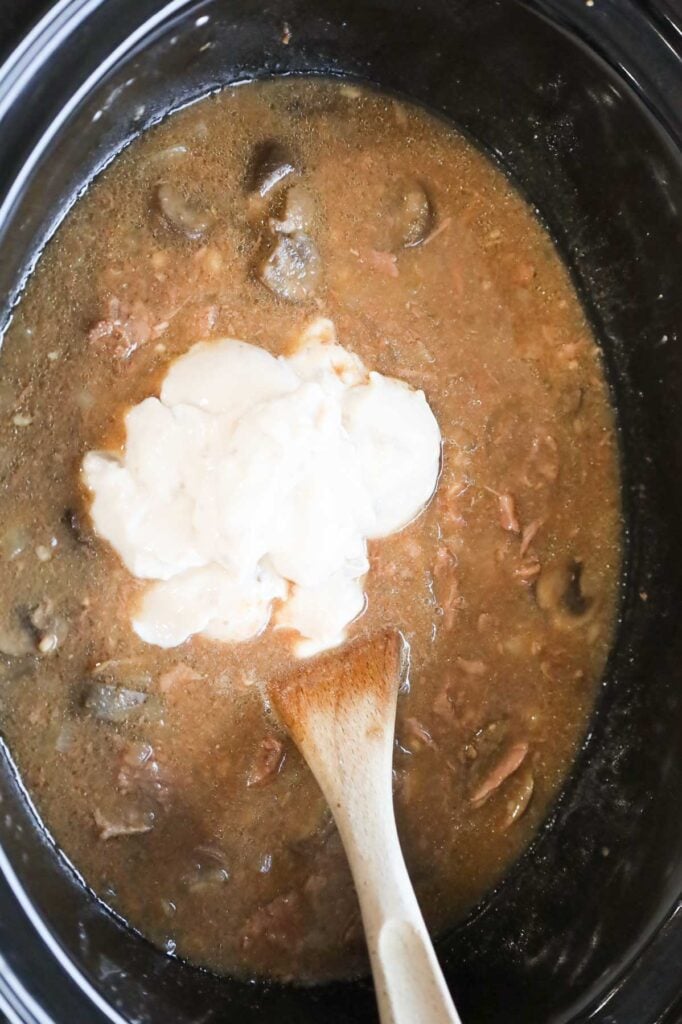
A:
295,699,462,1024
376,917,461,1024
270,634,462,1024
336,774,462,1024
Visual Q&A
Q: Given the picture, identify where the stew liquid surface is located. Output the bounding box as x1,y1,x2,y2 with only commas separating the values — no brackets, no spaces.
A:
0,79,621,983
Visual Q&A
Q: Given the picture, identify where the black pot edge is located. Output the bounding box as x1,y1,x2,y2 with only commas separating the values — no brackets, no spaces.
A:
0,2,680,1023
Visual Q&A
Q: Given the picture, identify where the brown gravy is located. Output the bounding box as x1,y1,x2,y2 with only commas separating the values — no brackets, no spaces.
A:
0,79,621,983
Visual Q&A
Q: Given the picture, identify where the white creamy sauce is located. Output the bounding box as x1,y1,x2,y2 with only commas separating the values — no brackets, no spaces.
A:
82,318,441,656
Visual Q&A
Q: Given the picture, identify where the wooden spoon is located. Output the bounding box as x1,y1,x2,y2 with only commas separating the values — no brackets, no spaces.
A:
269,630,463,1024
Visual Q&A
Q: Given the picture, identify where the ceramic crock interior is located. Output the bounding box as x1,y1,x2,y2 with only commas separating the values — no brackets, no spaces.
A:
0,1,681,1022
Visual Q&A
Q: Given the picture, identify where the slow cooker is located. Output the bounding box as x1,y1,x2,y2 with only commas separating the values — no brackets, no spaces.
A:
0,1,680,1021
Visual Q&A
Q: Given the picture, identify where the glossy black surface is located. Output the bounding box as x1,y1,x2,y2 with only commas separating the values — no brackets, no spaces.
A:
0,1,680,1022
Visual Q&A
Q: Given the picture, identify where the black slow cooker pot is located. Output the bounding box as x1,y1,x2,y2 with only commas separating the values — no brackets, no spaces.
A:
0,1,680,1021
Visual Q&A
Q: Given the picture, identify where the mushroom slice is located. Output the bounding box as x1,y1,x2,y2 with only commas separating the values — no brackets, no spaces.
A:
536,558,599,631
247,140,299,198
385,178,433,250
155,183,214,239
258,232,322,303
83,683,149,723
270,184,316,235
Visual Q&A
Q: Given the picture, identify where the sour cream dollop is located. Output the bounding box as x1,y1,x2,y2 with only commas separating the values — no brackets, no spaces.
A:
82,318,441,656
